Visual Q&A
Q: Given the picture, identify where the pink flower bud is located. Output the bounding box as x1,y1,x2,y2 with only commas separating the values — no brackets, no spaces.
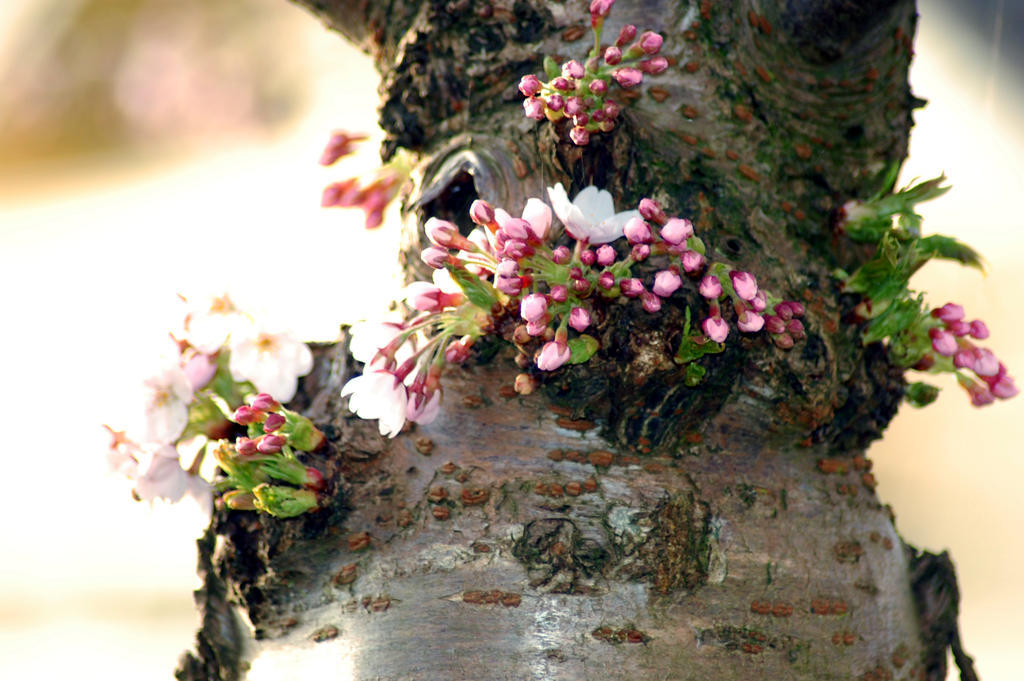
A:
604,46,622,66
501,218,531,241
653,270,682,297
495,259,518,278
598,271,616,290
251,393,279,411
729,271,758,301
764,315,785,334
421,246,449,269
565,96,584,116
774,333,795,349
581,249,596,265
570,126,590,146
639,31,663,54
640,57,669,74
603,100,621,119
624,217,653,244
774,302,794,320
319,131,366,166
948,320,971,337
548,285,568,303
523,97,546,120
613,67,644,88
589,79,608,95
551,77,572,91
631,244,651,261
233,406,259,425
518,74,541,97
620,278,644,297
551,245,571,264
932,302,965,323
496,275,523,295
638,198,666,224
969,320,989,339
304,467,326,491
954,349,974,369
596,245,616,266
573,113,590,127
562,59,585,79
236,437,259,457
263,413,286,433
425,217,459,247
470,199,495,225
660,217,693,244
521,293,549,323
590,0,615,16
547,94,565,111
698,275,722,299
786,318,806,340
257,434,285,455
536,341,571,371
929,327,957,356
445,338,471,363
737,311,765,333
616,24,637,46
503,239,532,259
572,276,591,295
703,316,729,343
966,381,996,407
751,290,767,312
681,250,705,272
184,353,218,391
973,348,1000,377
990,375,1019,399
641,291,662,313
569,307,591,332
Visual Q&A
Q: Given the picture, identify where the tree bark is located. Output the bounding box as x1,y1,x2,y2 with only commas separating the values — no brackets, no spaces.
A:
177,1,978,679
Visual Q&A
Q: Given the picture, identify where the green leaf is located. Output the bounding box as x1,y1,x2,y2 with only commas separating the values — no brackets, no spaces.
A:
684,362,707,387
905,381,941,408
543,56,560,80
675,336,724,364
915,235,984,272
862,296,925,345
252,484,318,518
445,265,499,310
567,334,599,364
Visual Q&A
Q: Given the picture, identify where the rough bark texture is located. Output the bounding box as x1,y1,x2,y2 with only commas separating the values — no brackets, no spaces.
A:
177,1,978,679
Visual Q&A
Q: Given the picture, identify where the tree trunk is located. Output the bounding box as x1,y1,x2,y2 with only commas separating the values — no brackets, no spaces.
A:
177,1,978,679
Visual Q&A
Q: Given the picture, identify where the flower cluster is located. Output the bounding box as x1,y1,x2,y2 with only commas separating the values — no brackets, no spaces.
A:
341,183,806,437
319,130,411,229
105,295,319,516
519,0,667,145
212,393,327,518
909,303,1017,406
840,172,1016,407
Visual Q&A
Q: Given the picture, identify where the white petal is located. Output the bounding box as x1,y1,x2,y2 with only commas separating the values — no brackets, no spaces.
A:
521,198,552,240
572,185,615,224
547,183,574,225
591,209,641,244
493,207,513,229
135,446,187,503
431,268,462,294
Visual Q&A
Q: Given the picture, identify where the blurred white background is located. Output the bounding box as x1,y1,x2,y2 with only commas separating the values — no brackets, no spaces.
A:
0,0,1021,679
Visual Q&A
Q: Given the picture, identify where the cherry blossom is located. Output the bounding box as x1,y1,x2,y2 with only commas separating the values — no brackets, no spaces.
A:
340,370,409,438
141,366,193,444
547,183,639,244
229,324,313,402
133,444,189,503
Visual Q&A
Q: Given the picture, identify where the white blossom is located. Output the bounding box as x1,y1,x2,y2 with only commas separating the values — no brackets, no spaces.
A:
229,324,313,402
133,444,188,503
547,182,639,244
141,366,193,443
340,370,408,438
181,293,244,354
